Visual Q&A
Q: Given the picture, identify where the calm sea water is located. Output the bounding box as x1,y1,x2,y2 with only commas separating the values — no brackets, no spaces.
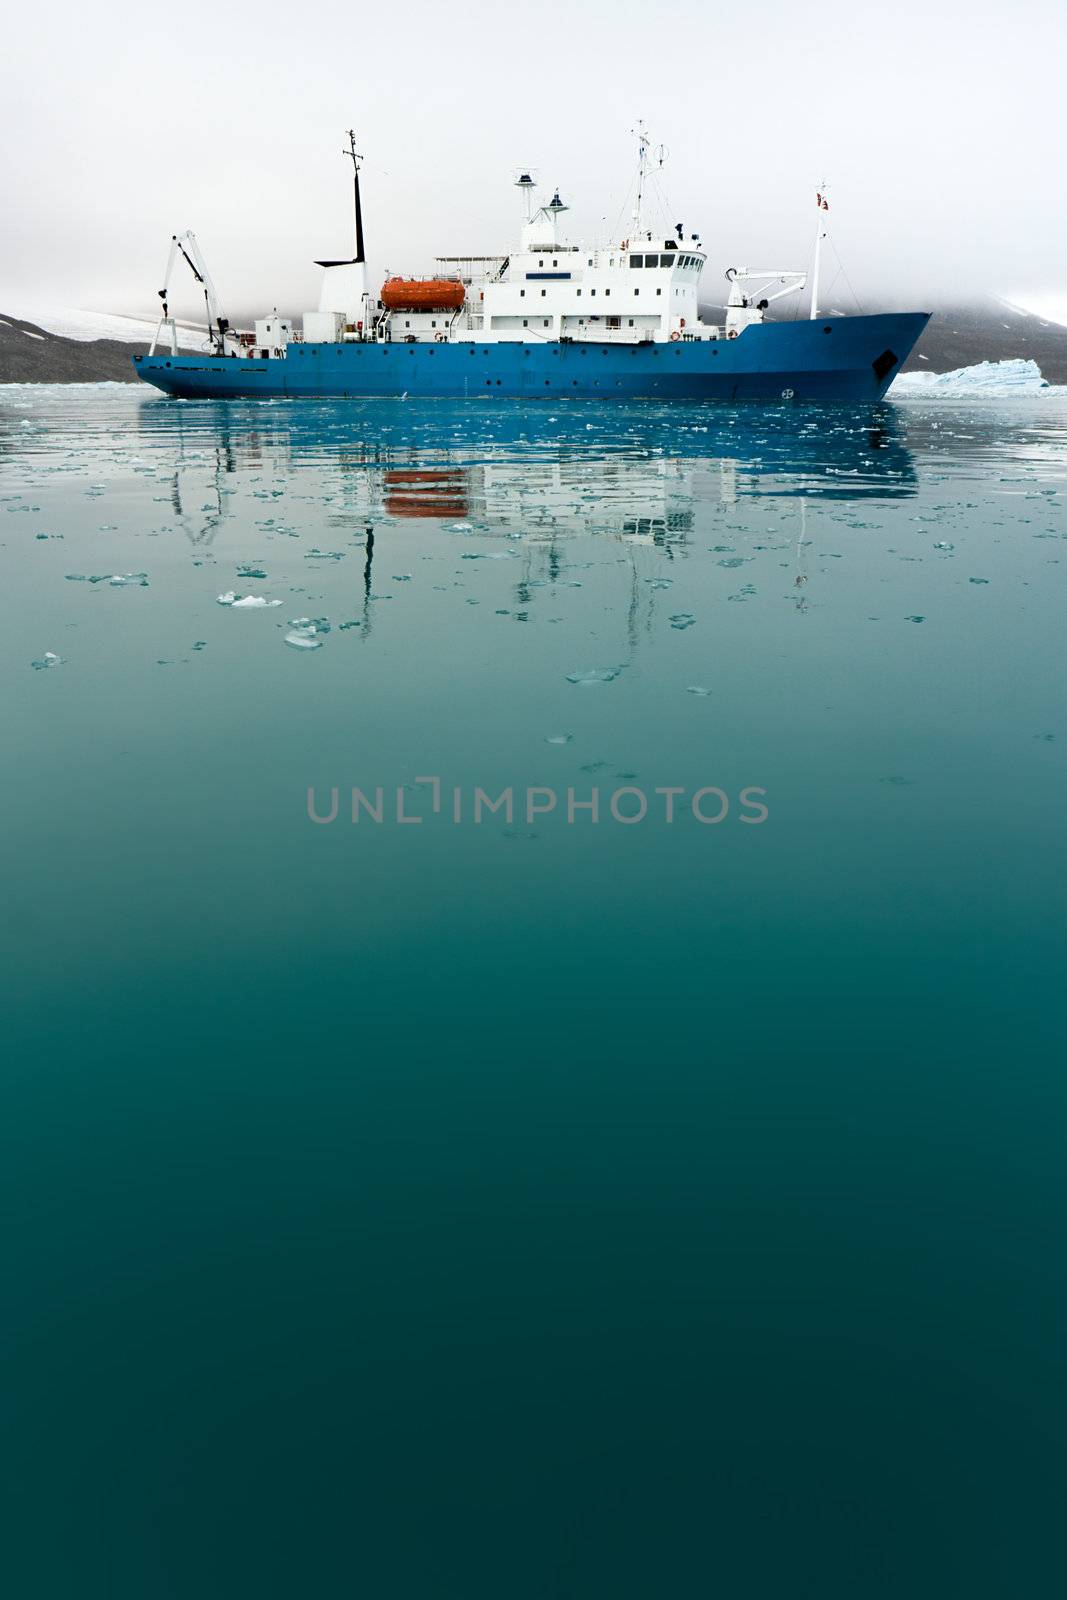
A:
3,385,1066,1596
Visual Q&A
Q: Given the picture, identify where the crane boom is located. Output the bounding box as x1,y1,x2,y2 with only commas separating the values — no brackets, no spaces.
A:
151,230,232,356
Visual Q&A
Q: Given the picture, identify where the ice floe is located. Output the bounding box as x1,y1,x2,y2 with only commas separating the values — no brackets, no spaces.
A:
566,667,623,685
217,590,281,607
285,617,330,651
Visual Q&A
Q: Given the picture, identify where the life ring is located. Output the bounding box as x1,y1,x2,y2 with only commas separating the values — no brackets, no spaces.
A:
670,330,681,341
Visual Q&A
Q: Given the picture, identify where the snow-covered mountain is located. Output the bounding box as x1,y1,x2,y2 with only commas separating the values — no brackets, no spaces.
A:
1001,292,1067,329
0,304,202,348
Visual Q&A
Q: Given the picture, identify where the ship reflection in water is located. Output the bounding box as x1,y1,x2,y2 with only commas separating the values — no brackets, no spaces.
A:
141,397,921,558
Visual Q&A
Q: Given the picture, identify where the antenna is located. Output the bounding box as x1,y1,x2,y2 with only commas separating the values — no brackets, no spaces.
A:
343,129,365,263
631,121,649,231
514,169,537,222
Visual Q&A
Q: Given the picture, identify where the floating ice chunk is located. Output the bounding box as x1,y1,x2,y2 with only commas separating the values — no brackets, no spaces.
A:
686,685,712,696
285,616,330,650
231,595,282,608
669,613,696,629
31,650,62,671
545,734,574,744
107,572,149,587
566,667,622,686
217,591,237,605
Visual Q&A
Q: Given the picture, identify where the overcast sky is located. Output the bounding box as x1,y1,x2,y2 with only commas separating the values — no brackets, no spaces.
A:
2,0,1063,321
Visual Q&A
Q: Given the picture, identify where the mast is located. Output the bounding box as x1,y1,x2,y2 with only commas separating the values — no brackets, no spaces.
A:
632,120,649,234
344,130,365,263
810,184,828,319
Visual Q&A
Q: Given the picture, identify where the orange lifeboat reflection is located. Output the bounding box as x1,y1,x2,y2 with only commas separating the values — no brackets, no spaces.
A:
383,468,470,519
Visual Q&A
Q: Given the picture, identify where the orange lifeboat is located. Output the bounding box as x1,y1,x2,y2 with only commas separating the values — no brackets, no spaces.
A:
380,276,465,312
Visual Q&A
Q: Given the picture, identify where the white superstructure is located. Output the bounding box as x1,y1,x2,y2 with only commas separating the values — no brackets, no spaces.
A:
361,130,808,350
150,130,810,360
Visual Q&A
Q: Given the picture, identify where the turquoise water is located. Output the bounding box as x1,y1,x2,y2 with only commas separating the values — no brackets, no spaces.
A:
3,386,1066,1596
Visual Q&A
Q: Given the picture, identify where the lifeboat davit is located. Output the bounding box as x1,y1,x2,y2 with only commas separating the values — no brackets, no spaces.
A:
380,277,465,313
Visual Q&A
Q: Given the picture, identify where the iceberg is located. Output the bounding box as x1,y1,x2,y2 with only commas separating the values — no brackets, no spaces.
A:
891,359,1057,397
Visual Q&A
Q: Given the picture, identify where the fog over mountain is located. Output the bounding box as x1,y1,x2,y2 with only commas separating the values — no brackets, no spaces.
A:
2,0,1063,325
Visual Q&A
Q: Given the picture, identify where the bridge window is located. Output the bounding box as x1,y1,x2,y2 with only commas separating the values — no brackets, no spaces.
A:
630,255,642,268
660,254,674,267
644,254,658,268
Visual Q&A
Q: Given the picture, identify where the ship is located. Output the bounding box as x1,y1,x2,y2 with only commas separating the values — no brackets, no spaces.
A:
133,129,930,403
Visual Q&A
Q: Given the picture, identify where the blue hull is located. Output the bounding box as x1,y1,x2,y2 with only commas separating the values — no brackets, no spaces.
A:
133,312,929,402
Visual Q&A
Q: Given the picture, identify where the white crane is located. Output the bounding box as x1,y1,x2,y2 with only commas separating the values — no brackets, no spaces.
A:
723,267,807,337
150,231,234,356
